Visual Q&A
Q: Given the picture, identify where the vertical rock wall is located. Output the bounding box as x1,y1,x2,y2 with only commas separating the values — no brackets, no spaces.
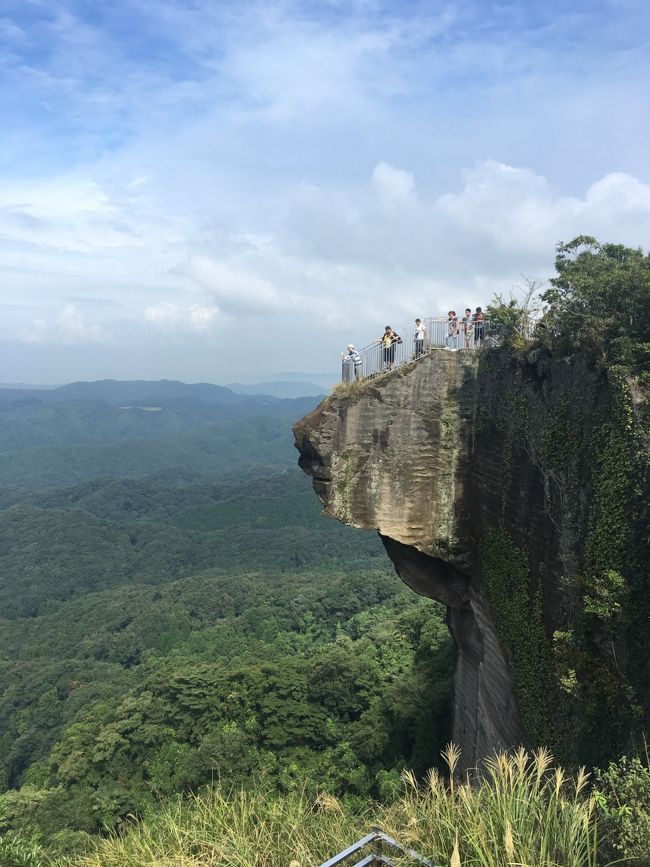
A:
294,349,649,768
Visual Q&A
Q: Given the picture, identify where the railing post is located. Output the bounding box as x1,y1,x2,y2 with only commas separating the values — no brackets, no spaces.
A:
370,828,383,864
345,315,494,384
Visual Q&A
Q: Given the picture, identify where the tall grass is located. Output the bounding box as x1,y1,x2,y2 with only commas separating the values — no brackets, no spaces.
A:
68,747,602,867
384,746,598,867
67,788,365,867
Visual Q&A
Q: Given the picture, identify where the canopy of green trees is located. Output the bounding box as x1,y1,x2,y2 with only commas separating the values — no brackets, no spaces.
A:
0,387,453,858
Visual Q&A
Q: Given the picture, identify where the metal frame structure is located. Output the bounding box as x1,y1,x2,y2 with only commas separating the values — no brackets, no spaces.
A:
318,830,436,867
341,316,495,382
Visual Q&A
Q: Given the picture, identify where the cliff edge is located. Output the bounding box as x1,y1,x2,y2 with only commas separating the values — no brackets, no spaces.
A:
294,348,649,769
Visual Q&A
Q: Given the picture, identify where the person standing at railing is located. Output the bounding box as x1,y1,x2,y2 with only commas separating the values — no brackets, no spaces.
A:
414,318,427,358
381,325,401,370
342,344,363,380
461,308,473,349
473,306,485,346
445,311,459,351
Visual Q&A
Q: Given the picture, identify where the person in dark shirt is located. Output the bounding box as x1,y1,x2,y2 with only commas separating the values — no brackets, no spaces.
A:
381,325,400,370
473,307,485,346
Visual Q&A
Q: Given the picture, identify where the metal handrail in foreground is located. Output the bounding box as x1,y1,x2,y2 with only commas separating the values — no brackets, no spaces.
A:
318,830,435,867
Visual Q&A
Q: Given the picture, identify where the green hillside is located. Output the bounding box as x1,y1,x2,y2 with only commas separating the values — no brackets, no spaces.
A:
0,381,317,491
0,388,454,858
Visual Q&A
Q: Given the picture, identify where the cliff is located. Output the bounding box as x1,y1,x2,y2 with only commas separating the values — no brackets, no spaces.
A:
294,349,649,768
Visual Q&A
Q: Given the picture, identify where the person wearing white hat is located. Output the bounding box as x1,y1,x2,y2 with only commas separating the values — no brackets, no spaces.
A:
342,344,363,380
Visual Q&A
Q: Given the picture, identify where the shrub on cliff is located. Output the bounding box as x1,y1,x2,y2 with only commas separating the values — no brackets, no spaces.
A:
542,235,650,371
593,753,650,865
487,279,544,347
0,834,47,867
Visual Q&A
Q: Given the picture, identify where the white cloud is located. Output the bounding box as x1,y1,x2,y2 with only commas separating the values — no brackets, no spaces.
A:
186,257,287,314
20,304,104,345
372,162,416,206
144,301,220,333
585,172,650,210
4,1,650,381
434,162,650,263
0,176,114,221
0,176,141,252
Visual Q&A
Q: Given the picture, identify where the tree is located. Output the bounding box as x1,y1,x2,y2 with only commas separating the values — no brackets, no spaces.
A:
541,236,650,369
487,278,545,345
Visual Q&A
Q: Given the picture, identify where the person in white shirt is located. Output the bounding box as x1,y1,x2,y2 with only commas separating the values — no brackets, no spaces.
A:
414,318,427,358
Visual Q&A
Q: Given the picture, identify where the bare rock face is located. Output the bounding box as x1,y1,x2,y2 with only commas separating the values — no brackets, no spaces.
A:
297,354,474,559
294,350,649,769
295,353,522,765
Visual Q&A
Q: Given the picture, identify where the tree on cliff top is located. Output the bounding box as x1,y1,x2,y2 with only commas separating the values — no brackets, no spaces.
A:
542,236,650,372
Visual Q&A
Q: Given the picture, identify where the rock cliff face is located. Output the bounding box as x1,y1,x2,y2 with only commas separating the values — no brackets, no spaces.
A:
294,349,649,769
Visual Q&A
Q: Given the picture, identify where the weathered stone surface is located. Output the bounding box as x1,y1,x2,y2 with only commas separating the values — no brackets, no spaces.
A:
294,348,650,769
296,353,523,766
296,354,478,561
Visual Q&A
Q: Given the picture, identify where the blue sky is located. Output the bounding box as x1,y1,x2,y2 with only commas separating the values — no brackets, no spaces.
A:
2,0,650,383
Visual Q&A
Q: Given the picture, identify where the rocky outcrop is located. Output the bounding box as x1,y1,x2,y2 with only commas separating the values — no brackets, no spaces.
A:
294,349,649,769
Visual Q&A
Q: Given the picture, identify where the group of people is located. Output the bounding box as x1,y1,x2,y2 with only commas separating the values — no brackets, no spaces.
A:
444,307,486,351
342,307,486,380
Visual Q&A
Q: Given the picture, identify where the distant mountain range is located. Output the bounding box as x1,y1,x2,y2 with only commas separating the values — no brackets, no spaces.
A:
232,371,336,387
0,378,324,409
227,380,328,399
0,379,325,491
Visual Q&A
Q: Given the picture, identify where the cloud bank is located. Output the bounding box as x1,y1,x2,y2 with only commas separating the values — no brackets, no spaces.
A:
1,0,650,381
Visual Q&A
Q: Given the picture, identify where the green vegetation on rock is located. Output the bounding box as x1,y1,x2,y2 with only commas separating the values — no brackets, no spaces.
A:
473,240,650,782
478,528,556,748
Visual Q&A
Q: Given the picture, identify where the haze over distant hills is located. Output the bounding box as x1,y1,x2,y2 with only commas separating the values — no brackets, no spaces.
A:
227,380,328,399
1,372,335,400
0,379,322,491
231,371,337,387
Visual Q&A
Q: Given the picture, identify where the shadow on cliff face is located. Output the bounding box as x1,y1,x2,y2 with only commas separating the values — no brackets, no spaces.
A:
380,535,469,609
294,348,650,769
292,354,526,769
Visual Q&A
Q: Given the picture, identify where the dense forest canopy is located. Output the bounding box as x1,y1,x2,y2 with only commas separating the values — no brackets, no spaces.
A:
1,239,650,865
0,384,453,859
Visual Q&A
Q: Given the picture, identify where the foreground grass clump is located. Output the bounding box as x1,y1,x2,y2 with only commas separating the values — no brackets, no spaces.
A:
69,747,601,867
70,788,365,867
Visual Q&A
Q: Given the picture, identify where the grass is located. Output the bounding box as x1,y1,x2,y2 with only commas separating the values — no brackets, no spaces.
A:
65,747,604,867
329,378,374,400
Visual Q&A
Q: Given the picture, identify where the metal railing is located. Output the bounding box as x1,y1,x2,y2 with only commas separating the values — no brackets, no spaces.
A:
341,316,494,382
318,830,435,867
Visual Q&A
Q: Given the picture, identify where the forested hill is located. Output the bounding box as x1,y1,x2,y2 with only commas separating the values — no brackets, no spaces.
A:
0,378,323,409
0,379,453,859
0,380,323,491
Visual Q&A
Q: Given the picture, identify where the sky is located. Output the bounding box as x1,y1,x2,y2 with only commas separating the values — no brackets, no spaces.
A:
1,0,650,384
